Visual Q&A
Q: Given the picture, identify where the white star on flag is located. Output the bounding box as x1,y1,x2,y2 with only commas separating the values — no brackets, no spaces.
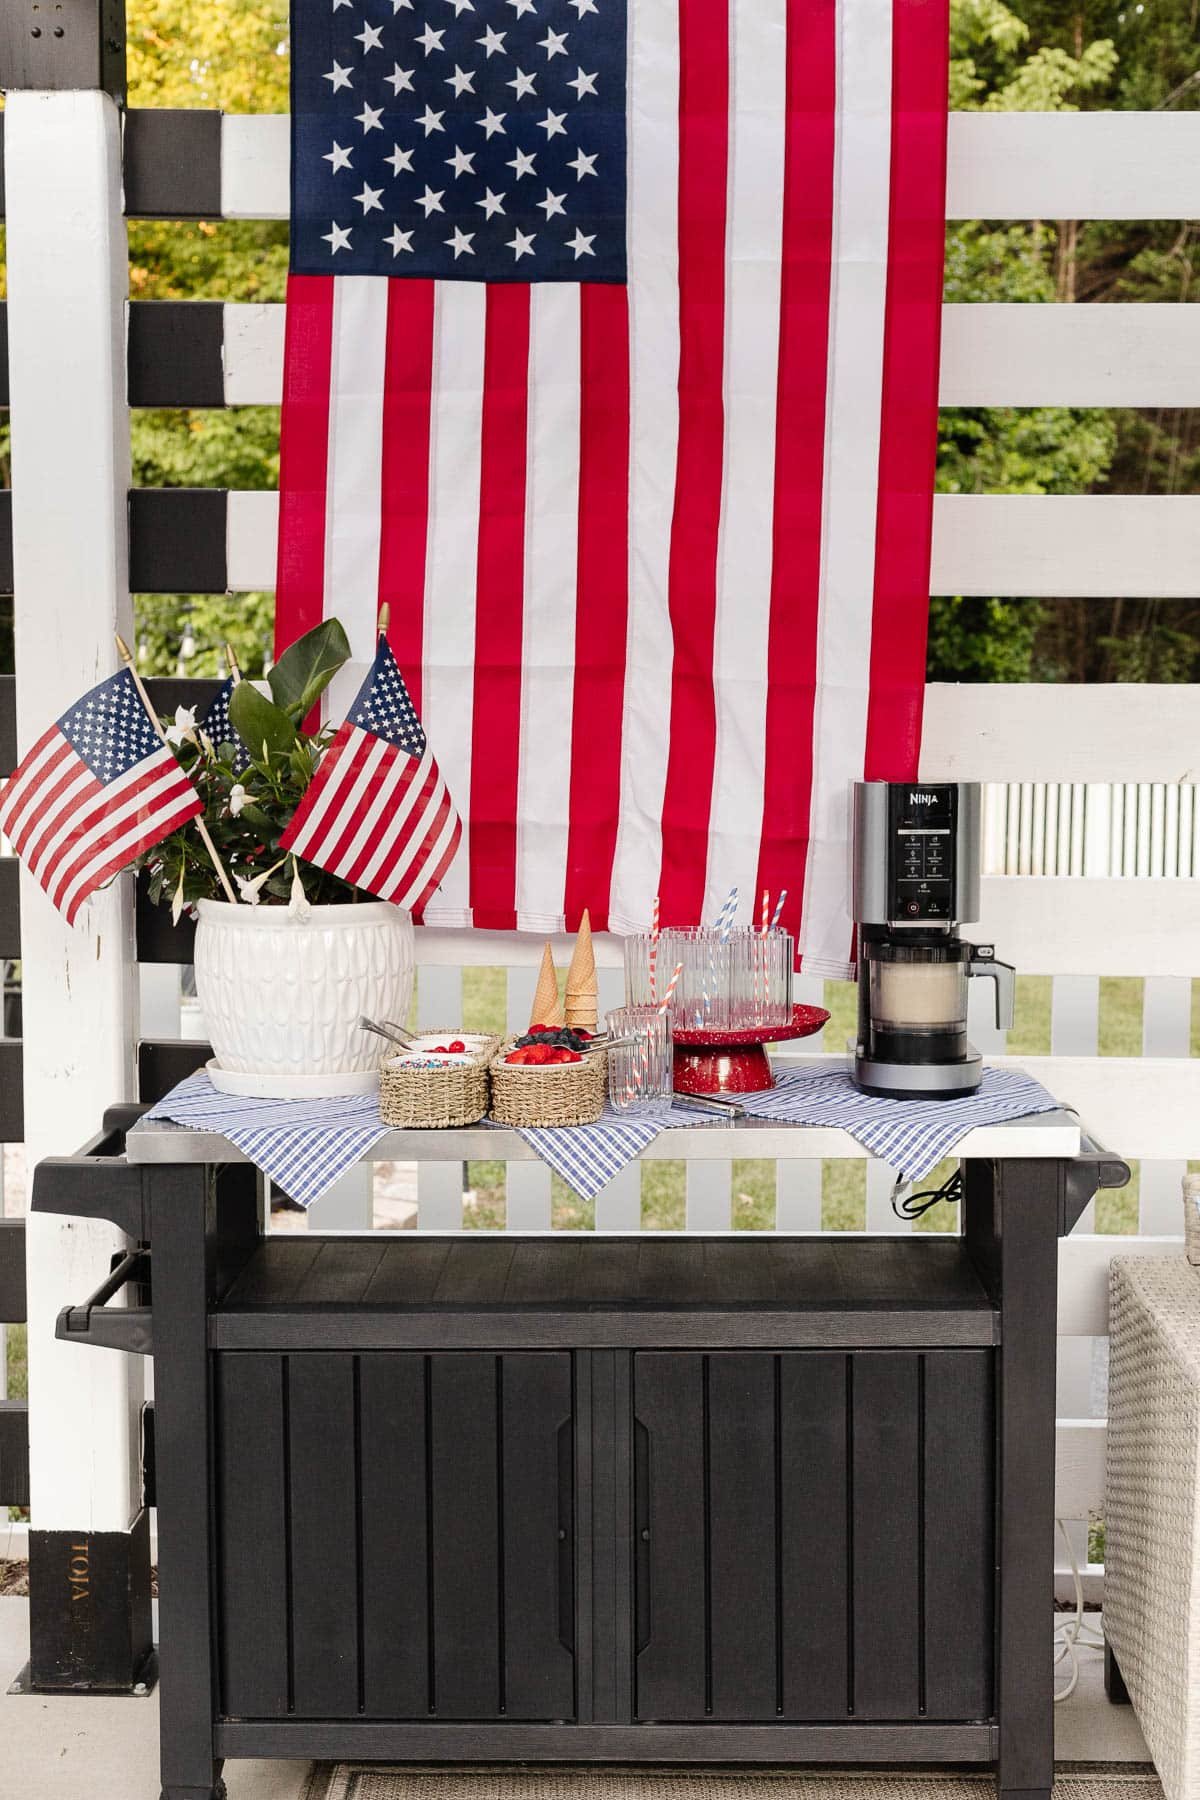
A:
385,63,415,92
446,63,475,94
508,228,536,260
477,106,507,136
446,144,476,176
356,102,384,132
324,60,353,90
476,24,507,54
417,104,446,133
476,187,506,217
507,146,537,178
507,0,536,13
568,147,597,178
323,221,353,253
567,67,598,98
323,141,353,171
538,27,567,57
507,67,536,97
445,227,475,257
415,185,446,215
565,227,594,258
354,21,384,52
539,109,567,138
355,183,383,213
385,143,415,174
416,22,445,52
537,187,566,218
385,224,415,254
568,0,596,13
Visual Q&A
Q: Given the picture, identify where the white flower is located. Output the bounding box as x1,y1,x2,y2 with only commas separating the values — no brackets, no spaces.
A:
234,853,287,908
288,858,312,922
170,863,187,927
164,705,198,748
228,783,248,817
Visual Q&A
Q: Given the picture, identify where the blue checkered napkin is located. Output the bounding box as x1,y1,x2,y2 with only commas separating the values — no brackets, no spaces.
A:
517,1103,726,1204
143,1070,390,1207
738,1064,1061,1180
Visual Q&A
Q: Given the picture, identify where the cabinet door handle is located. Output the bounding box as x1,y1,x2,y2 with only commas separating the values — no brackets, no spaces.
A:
634,1417,652,1655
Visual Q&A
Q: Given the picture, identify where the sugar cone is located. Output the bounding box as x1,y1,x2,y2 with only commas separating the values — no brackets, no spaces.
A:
565,909,598,1032
529,941,565,1029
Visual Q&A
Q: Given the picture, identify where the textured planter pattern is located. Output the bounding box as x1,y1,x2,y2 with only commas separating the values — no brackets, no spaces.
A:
194,901,414,1079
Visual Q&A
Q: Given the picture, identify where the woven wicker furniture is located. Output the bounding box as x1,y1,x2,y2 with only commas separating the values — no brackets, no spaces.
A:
1105,1252,1200,1800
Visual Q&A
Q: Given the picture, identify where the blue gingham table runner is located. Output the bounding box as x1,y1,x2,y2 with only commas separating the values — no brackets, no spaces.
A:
737,1064,1061,1179
140,1063,1062,1207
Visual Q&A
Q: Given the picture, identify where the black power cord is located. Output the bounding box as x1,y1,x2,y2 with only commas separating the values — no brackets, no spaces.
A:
891,1165,964,1221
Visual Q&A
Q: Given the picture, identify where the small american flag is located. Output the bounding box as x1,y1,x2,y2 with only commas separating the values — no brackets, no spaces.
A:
280,634,461,910
202,677,252,774
0,669,204,926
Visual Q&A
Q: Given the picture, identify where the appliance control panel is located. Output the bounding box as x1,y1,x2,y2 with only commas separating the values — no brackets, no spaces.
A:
887,784,957,922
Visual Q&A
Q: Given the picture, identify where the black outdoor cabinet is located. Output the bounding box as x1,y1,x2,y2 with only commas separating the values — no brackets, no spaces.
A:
33,1107,1127,1800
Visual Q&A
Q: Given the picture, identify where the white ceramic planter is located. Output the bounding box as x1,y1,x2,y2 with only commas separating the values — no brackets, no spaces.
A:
194,899,414,1096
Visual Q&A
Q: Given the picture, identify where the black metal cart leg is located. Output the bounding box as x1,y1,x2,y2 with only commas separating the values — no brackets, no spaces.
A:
966,1158,1060,1800
1105,1642,1132,1705
151,1166,225,1800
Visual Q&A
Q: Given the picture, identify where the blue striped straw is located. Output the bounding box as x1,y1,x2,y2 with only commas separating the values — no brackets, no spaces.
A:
713,885,739,940
769,889,788,932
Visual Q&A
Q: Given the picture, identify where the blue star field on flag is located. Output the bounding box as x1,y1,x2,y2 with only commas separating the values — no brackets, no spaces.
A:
291,0,627,282
61,671,165,780
202,678,253,774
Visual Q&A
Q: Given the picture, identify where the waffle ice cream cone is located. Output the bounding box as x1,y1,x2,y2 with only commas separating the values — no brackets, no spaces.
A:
565,909,598,1032
529,941,565,1028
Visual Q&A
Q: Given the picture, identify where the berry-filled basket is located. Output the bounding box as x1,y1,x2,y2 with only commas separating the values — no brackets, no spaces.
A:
379,1032,500,1130
489,1034,608,1129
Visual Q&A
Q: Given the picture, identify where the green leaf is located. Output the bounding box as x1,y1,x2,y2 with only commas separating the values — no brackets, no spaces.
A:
267,619,352,720
228,681,297,757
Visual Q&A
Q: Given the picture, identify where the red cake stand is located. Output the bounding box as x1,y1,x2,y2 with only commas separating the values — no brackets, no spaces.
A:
671,1002,830,1096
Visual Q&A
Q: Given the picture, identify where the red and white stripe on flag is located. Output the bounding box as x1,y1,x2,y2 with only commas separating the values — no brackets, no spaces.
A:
0,673,203,927
275,0,949,975
279,637,462,912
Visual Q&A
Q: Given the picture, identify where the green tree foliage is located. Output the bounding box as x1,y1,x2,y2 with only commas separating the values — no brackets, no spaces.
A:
933,0,1200,685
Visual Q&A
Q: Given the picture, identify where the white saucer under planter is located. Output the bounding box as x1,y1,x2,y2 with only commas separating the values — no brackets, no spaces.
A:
205,1058,381,1100
194,898,414,1100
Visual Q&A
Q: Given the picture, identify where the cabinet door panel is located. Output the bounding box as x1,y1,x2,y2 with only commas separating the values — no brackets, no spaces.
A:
213,1350,575,1722
632,1349,993,1724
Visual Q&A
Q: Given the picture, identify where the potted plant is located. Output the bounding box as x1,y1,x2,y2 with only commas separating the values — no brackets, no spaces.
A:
136,620,414,1097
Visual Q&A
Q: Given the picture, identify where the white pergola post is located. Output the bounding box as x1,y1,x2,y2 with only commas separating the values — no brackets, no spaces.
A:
5,88,148,1683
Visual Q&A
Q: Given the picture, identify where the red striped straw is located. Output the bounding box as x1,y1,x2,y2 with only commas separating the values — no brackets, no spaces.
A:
761,889,769,935
657,960,683,1016
649,893,660,1001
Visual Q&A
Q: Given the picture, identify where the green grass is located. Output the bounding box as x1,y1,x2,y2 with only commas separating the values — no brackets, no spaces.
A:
431,968,1184,1234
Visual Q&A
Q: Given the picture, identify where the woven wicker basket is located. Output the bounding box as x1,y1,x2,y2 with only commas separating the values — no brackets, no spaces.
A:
379,1033,499,1130
1184,1172,1200,1266
489,1044,608,1128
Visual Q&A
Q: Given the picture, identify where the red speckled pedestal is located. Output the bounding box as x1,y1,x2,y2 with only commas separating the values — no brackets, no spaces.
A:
671,1003,830,1096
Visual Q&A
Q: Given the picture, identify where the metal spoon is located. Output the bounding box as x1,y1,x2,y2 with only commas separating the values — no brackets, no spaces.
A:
359,1015,415,1051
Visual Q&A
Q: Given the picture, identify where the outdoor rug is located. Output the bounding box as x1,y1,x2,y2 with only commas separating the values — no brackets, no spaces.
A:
304,1766,1164,1800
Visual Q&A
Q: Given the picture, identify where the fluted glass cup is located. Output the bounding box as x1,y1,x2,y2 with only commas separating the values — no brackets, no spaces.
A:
606,1004,674,1115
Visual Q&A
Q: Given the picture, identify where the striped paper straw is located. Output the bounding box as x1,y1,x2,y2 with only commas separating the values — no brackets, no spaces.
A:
657,961,683,1016
713,885,739,938
649,894,660,1001
761,889,770,935
770,889,788,932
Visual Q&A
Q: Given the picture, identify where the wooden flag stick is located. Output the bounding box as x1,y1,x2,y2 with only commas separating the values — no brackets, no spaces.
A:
224,642,242,684
377,602,390,637
115,634,239,905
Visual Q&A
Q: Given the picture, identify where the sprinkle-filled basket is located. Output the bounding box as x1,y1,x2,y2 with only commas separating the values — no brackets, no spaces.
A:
379,1032,500,1130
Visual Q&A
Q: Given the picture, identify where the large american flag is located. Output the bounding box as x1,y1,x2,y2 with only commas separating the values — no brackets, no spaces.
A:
0,670,204,926
282,0,949,974
280,634,462,908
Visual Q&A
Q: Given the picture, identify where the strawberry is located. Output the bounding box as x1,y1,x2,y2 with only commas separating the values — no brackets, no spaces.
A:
529,1022,551,1033
506,1048,531,1065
